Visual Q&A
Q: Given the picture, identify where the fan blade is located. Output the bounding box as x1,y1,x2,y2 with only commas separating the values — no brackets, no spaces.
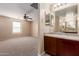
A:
28,18,32,19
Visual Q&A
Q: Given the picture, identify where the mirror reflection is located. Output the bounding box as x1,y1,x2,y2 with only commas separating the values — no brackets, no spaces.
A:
54,4,78,33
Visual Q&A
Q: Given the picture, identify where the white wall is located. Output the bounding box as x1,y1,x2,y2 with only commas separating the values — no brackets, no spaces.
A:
27,5,40,56
28,3,51,55
77,4,79,34
29,10,39,37
38,3,52,55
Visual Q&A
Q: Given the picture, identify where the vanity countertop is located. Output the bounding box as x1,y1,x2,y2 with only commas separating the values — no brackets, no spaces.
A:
44,33,79,41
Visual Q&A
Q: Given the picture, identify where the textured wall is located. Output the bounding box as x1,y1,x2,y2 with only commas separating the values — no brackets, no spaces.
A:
38,3,52,55
0,15,31,41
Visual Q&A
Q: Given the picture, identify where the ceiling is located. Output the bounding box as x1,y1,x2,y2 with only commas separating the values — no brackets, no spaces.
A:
0,3,37,19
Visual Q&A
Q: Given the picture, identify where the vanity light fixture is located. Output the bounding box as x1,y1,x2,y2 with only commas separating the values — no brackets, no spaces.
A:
53,3,69,9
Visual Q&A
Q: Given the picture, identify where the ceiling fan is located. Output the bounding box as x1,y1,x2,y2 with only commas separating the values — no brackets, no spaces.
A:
23,3,38,21
23,14,32,21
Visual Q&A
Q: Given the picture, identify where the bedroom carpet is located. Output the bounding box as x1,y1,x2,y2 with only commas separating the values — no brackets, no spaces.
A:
0,37,38,56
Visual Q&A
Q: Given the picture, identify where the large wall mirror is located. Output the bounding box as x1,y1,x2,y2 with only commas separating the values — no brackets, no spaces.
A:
55,5,78,33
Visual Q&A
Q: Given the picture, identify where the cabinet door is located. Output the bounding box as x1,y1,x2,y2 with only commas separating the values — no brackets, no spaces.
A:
44,36,56,55
62,39,79,56
56,38,64,55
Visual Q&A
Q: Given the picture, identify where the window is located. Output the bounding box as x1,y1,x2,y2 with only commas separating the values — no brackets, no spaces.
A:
12,22,21,33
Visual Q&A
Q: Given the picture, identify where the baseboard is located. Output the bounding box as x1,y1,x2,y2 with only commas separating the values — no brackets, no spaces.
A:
40,51,45,56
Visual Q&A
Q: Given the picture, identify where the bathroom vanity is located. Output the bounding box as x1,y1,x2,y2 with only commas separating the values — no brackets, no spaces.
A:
44,33,79,56
44,4,79,56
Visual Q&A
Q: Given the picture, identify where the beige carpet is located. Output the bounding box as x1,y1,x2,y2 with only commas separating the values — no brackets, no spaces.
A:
0,37,38,56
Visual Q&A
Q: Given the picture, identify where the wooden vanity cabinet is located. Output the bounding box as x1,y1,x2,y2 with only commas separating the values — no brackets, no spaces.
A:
44,36,79,56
